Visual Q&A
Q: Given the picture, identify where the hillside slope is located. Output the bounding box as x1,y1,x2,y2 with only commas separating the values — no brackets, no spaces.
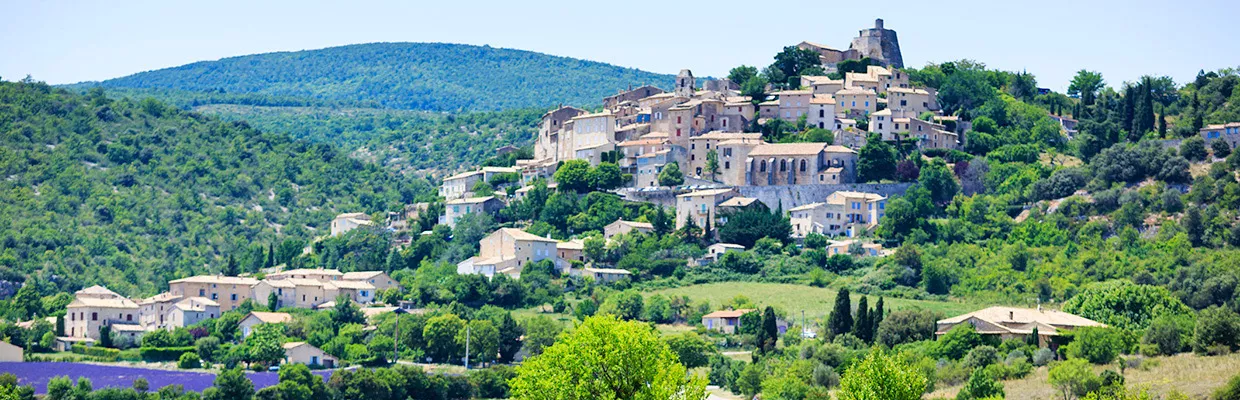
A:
79,42,675,111
0,81,433,296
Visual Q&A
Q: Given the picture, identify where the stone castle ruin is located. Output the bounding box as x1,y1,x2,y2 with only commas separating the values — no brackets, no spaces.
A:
798,18,904,69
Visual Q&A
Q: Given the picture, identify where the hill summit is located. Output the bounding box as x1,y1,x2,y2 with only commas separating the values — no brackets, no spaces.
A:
79,42,675,111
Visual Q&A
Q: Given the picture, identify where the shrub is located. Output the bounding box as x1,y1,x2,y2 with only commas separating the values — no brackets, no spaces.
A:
1142,313,1192,356
71,344,121,361
962,345,999,369
1181,136,1207,161
1048,359,1101,400
1214,139,1233,158
838,350,927,400
140,347,198,362
1194,306,1240,353
1032,348,1055,366
1064,327,1123,364
933,324,983,360
177,352,201,369
1215,373,1240,400
877,309,940,348
956,367,1004,400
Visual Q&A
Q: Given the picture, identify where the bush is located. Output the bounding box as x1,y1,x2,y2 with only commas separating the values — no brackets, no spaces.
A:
177,352,201,369
1064,327,1123,364
962,345,999,369
1032,348,1055,366
1213,139,1233,158
1142,313,1192,356
1181,136,1207,161
877,309,940,348
71,344,121,361
1048,359,1101,400
933,324,984,360
1194,306,1240,353
1215,373,1240,400
140,347,198,362
956,367,1004,400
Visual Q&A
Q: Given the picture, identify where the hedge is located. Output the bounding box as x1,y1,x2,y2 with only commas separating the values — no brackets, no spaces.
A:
140,346,198,362
71,344,121,361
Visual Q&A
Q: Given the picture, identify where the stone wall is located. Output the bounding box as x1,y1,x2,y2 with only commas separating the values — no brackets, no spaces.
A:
619,182,915,209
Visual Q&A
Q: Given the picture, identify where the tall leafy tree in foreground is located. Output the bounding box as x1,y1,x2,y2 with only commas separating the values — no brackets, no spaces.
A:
510,315,707,400
1068,70,1105,106
837,350,927,400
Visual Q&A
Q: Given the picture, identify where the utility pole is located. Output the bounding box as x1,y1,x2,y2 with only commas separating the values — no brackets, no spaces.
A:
464,325,471,370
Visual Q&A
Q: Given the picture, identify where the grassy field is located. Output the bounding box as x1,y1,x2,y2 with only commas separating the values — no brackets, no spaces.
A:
928,353,1240,399
647,282,983,321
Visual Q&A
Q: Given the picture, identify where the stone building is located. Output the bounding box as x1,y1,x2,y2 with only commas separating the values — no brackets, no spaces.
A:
65,286,140,341
687,132,762,179
675,188,739,229
456,228,563,278
168,275,259,312
745,143,858,186
849,19,904,68
330,213,373,237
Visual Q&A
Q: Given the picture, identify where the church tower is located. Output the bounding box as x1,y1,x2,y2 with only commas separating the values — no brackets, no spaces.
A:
675,69,695,98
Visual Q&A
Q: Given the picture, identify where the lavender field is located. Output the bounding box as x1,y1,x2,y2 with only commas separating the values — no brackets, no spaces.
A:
0,362,331,394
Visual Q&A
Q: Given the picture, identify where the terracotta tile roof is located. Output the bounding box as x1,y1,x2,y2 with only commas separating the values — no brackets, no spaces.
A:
445,196,497,205
677,188,737,198
169,275,259,286
703,309,756,319
499,228,559,243
749,143,828,156
246,311,293,324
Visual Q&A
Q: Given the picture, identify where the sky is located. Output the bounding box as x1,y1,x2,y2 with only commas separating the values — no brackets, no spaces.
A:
2,0,1237,93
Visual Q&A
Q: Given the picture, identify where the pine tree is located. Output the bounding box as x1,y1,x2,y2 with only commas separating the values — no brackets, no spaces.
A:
852,296,871,342
827,288,853,339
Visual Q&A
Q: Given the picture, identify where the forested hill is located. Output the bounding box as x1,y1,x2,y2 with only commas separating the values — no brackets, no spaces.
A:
0,80,434,296
73,42,675,111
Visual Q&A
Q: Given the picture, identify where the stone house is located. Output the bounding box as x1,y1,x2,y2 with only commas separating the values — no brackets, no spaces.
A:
456,228,563,278
164,297,220,330
534,106,586,163
616,137,667,172
267,268,343,282
936,306,1104,348
330,213,373,237
556,239,585,266
439,170,484,200
283,342,337,368
0,341,22,362
138,292,182,330
887,87,932,114
802,76,844,95
758,100,780,120
844,73,881,93
443,196,503,228
789,202,830,238
775,90,812,122
342,271,401,293
715,138,767,186
702,309,755,334
745,143,857,186
634,149,673,188
240,311,292,338
808,94,837,130
1200,122,1240,149
604,219,655,239
675,188,739,229
65,286,140,341
687,132,762,179
825,191,886,232
835,87,877,116
167,275,259,312
603,85,666,109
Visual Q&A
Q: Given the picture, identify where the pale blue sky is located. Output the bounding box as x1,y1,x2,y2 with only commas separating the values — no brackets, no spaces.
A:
2,0,1237,92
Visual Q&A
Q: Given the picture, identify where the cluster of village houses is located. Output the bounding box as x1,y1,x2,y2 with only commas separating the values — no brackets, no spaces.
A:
56,268,403,366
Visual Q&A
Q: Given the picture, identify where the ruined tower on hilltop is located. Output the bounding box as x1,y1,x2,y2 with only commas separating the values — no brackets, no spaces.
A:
849,18,904,68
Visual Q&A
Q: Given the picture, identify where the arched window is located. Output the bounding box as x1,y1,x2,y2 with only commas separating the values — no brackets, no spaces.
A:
800,159,807,172
760,160,767,172
780,160,787,172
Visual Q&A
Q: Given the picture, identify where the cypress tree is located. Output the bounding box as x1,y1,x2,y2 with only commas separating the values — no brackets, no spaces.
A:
872,296,885,337
1028,326,1040,346
1191,91,1204,133
1137,77,1156,135
1158,110,1167,137
827,288,853,339
852,296,871,342
758,306,778,355
223,254,237,276
1121,85,1135,134
266,243,275,268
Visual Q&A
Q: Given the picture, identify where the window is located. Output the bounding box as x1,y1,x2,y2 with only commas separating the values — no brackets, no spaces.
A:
780,160,787,172
760,161,767,172
800,160,807,172
211,293,218,300
677,116,682,123
92,312,98,321
819,110,825,118
878,123,883,130
199,289,205,296
126,314,133,322
851,101,856,107
231,294,237,301
724,148,732,156
676,128,681,136
723,119,728,127
691,143,695,149
725,161,730,169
